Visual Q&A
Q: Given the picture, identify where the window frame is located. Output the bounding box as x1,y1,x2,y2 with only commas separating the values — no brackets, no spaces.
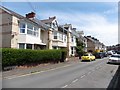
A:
19,22,26,34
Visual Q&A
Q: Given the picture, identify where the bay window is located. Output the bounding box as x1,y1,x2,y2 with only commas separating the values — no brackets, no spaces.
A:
53,32,57,39
20,22,39,37
20,23,25,33
19,43,25,49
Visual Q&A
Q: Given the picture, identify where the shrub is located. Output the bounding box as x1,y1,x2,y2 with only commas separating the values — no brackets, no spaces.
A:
2,48,67,68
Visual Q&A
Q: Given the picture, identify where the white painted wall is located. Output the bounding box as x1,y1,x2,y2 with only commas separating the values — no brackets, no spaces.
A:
18,34,44,45
52,41,67,47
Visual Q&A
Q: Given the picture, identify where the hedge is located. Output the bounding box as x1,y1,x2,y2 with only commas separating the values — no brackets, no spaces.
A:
2,48,67,68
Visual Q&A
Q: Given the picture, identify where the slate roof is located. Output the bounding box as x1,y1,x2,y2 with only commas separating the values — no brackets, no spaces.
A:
0,5,49,30
41,18,54,23
41,16,56,24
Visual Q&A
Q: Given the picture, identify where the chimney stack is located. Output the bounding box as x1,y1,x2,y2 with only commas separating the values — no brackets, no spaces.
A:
26,12,35,19
87,36,91,38
49,16,56,19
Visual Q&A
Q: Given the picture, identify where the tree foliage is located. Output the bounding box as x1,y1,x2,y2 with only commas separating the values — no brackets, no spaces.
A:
75,38,85,56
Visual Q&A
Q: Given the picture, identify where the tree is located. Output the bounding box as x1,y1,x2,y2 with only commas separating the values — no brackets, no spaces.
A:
75,38,85,58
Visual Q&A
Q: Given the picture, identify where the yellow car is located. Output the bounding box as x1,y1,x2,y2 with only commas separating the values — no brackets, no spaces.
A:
81,53,95,61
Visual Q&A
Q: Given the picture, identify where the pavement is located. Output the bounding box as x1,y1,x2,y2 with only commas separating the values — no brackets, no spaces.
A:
2,57,80,78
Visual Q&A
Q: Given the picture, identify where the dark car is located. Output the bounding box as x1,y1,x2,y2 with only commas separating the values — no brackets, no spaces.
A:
94,52,104,59
102,52,108,57
115,51,120,54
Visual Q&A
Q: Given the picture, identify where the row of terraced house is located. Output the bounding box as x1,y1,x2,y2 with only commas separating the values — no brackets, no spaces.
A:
0,6,106,57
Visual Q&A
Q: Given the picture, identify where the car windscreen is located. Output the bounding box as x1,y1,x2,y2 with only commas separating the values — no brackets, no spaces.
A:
84,54,88,56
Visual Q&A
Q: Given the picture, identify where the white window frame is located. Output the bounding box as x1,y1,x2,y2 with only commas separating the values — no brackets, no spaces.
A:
53,31,58,39
19,22,26,34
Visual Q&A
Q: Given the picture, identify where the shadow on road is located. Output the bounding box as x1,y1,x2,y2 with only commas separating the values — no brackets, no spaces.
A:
107,65,120,89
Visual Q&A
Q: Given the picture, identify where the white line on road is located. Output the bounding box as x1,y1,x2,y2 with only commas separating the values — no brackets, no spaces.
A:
87,72,92,75
62,85,68,88
80,75,86,78
72,79,78,83
96,67,100,70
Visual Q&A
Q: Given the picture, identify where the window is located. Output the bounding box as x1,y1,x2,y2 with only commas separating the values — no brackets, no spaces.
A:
71,36,74,42
53,32,57,39
59,33,62,41
27,30,32,35
71,47,74,54
52,22,57,28
34,27,39,37
53,46,57,49
27,23,33,30
27,23,33,35
26,44,32,49
20,23,25,28
20,29,25,33
20,23,26,33
20,22,39,37
27,23,39,37
64,35,67,42
19,43,25,49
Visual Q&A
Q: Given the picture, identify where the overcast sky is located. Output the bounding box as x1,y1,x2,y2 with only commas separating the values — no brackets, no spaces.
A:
1,2,118,46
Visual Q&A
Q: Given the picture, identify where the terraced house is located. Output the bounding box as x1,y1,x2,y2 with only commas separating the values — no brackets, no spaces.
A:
41,17,78,56
0,6,51,50
85,36,106,52
0,6,80,56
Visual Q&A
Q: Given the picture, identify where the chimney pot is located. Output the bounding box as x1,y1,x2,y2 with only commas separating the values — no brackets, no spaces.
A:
26,12,35,19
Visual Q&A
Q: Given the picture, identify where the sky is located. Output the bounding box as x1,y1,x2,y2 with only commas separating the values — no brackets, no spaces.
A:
0,2,118,46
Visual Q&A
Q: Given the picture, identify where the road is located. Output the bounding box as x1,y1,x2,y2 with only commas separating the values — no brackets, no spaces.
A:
2,57,119,88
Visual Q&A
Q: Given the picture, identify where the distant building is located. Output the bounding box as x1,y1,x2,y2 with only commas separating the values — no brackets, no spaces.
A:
107,44,120,51
85,36,106,52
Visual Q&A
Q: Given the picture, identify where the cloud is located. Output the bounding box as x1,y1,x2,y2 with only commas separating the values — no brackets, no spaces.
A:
39,10,118,46
104,7,118,14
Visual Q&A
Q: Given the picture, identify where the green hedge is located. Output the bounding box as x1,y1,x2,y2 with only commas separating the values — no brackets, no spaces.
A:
2,48,67,68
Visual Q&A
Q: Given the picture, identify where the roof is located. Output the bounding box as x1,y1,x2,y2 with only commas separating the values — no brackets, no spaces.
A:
85,36,97,43
59,24,79,37
71,29,79,37
41,16,56,24
0,5,24,19
85,36,104,46
0,6,49,30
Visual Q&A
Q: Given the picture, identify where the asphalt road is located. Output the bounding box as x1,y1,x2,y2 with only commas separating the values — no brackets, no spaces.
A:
2,57,119,88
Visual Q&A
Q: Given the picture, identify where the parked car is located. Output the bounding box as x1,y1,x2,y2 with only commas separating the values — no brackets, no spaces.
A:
102,52,108,57
107,54,120,64
115,51,120,54
81,53,95,61
94,52,104,59
107,50,116,55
